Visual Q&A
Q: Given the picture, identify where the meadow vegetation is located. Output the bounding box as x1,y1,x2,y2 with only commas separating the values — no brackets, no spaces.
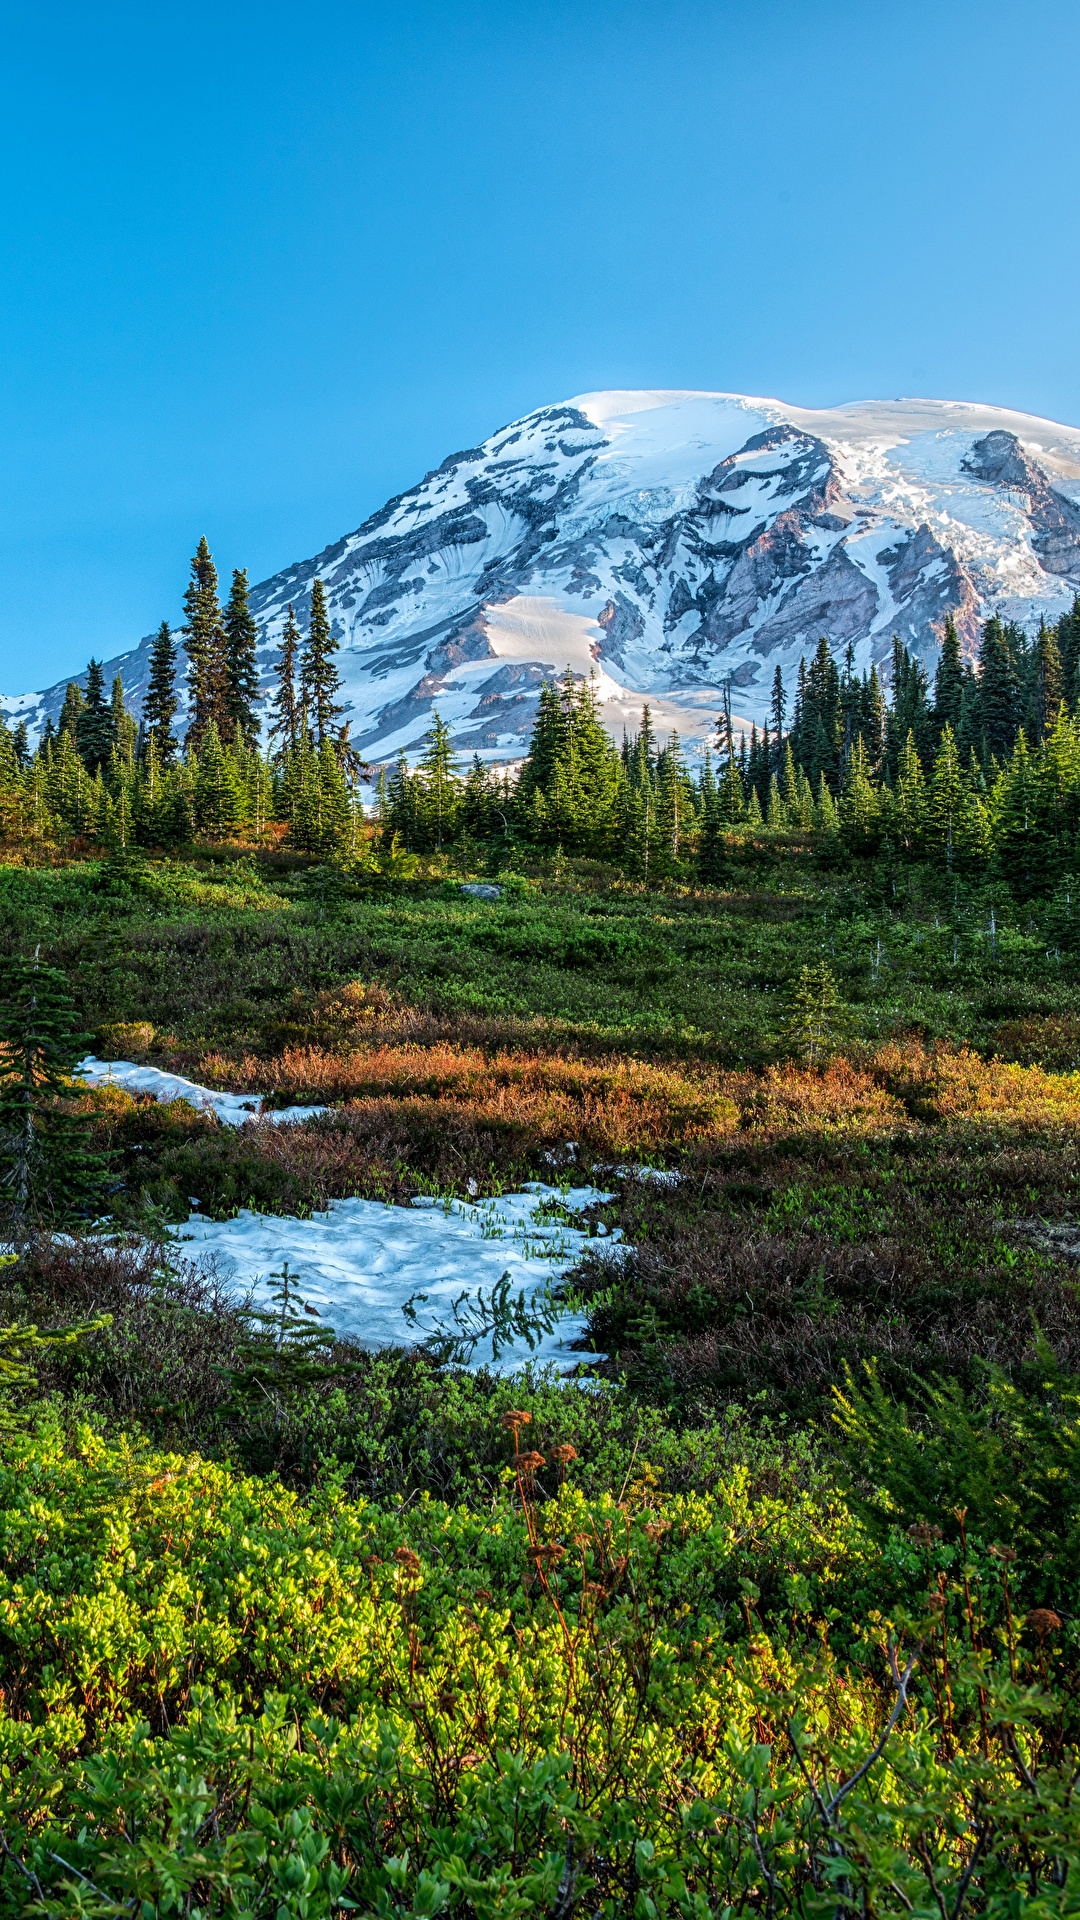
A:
4,823,1080,1910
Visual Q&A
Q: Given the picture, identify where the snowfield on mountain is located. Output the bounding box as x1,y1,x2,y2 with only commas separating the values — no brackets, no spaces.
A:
8,389,1080,758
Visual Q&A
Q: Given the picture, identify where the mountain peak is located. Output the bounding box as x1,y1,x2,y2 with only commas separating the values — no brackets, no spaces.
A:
8,390,1080,758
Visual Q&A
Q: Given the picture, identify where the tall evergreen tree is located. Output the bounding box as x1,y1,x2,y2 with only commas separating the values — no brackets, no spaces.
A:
300,579,343,747
932,614,964,735
268,605,302,758
769,664,787,768
0,949,110,1243
416,711,458,851
182,537,225,748
75,660,114,773
144,621,180,762
1033,618,1064,740
978,614,1021,764
223,568,261,746
57,682,86,744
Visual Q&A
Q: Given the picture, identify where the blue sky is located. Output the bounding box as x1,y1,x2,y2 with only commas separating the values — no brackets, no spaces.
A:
1,0,1078,686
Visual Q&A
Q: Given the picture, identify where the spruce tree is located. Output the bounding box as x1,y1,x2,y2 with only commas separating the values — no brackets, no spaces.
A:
416,711,458,851
300,579,343,746
0,948,110,1243
769,665,787,768
932,614,964,736
75,660,114,773
1033,618,1064,740
182,537,225,748
268,604,302,758
58,682,86,744
144,621,180,762
223,567,261,746
978,614,1021,764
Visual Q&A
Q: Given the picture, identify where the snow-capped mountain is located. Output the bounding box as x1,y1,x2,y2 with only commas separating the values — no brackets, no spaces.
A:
8,389,1080,760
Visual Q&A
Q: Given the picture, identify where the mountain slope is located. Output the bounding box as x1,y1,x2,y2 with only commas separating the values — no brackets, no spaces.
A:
8,390,1080,758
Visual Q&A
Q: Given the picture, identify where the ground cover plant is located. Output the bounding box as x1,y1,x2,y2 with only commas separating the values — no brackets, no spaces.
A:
6,776,1080,1905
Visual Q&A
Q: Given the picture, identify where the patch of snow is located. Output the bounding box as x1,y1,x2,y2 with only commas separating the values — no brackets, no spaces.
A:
75,1057,327,1128
176,1185,620,1374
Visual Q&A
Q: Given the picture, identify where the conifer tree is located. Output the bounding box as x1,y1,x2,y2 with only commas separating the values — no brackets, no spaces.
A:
223,567,261,746
110,675,137,764
1033,618,1064,741
892,728,927,856
769,665,787,768
925,725,971,872
300,579,343,747
75,660,114,773
57,682,86,744
144,621,180,762
416,711,458,851
978,614,1021,764
182,537,225,748
11,721,29,771
193,722,245,842
0,948,109,1243
932,614,964,735
268,605,302,758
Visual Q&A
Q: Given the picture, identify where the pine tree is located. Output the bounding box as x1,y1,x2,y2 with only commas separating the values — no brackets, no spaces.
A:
57,682,86,745
268,605,302,758
223,567,261,746
193,722,246,843
75,660,114,773
932,614,964,735
1033,618,1064,740
0,948,110,1243
782,963,845,1066
110,675,137,764
300,580,343,747
416,711,458,851
769,665,787,768
11,722,29,771
182,537,225,748
144,621,180,761
925,725,971,872
978,614,1021,764
892,728,927,856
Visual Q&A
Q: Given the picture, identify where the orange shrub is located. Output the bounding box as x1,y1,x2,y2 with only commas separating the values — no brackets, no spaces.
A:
869,1036,1080,1127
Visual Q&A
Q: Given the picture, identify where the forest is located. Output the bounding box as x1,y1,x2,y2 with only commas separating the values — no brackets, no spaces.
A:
3,545,1080,1912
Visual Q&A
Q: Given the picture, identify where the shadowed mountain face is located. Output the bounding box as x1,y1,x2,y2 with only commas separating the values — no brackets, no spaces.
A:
8,392,1080,758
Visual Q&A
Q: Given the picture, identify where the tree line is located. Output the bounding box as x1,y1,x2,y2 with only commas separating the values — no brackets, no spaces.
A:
1,543,1079,898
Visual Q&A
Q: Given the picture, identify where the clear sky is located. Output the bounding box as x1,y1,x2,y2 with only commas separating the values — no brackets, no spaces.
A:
2,0,1078,687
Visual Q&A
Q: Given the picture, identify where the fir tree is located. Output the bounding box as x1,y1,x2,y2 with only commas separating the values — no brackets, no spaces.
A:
75,660,114,773
978,614,1021,764
769,665,787,768
932,614,964,735
269,605,302,758
300,579,343,747
783,963,845,1067
223,568,261,746
182,537,225,748
11,721,29,771
1033,617,1064,741
57,682,86,745
193,722,245,842
416,711,458,851
144,621,180,762
0,948,110,1243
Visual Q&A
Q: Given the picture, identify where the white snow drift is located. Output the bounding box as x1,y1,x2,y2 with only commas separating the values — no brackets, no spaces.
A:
75,1056,617,1373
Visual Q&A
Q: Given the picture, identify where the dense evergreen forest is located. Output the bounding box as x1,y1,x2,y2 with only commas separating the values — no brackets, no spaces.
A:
7,537,1080,898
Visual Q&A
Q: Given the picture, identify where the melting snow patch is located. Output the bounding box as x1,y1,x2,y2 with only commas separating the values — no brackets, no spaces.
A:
175,1186,621,1375
75,1058,327,1128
